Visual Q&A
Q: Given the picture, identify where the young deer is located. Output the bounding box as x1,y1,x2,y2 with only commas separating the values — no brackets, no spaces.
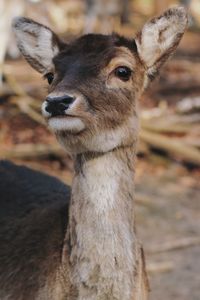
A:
0,7,187,300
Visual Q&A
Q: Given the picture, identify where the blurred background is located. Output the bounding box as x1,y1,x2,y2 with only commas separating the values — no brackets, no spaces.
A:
0,0,200,299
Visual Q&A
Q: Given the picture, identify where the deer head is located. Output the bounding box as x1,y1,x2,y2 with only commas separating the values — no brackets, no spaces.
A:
12,7,187,154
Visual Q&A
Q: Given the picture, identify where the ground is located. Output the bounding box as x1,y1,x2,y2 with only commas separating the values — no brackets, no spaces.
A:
135,162,200,300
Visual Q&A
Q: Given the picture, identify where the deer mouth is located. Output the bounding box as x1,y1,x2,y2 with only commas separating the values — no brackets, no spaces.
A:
47,115,85,133
48,114,78,119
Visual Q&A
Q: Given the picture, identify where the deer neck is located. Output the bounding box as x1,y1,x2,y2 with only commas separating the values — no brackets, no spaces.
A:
67,145,139,300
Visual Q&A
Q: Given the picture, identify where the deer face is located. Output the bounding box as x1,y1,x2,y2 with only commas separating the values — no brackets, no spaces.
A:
43,34,145,154
13,7,187,154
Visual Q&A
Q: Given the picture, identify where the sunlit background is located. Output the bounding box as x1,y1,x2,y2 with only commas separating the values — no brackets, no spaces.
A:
0,1,200,299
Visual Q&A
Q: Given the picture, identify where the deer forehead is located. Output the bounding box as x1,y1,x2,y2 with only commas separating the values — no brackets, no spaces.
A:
52,35,137,79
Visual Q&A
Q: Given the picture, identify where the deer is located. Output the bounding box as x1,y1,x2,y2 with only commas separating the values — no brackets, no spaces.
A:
0,7,187,300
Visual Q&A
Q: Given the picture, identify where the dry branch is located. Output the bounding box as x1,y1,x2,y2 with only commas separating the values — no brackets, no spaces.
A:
140,129,200,165
176,97,200,114
148,236,200,254
147,261,174,274
141,120,191,134
11,96,44,125
4,70,44,124
0,144,65,159
135,193,157,207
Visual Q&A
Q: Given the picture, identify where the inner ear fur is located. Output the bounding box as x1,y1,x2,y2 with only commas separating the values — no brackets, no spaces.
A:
135,7,188,80
12,17,65,74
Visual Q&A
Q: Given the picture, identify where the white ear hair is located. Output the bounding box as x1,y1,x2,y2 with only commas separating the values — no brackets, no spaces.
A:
135,7,188,78
12,17,61,74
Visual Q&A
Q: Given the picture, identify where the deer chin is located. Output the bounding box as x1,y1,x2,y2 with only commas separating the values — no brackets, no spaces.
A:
48,116,85,133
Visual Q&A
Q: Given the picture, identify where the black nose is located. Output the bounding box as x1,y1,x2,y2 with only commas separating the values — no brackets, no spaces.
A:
45,95,75,116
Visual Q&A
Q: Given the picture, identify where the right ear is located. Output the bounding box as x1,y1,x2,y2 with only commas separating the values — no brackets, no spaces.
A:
12,17,65,74
135,7,188,81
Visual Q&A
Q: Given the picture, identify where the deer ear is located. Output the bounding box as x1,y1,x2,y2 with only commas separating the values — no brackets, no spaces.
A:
12,17,65,74
135,7,188,80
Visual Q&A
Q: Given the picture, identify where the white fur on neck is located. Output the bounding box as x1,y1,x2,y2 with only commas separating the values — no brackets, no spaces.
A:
84,116,139,153
70,152,137,300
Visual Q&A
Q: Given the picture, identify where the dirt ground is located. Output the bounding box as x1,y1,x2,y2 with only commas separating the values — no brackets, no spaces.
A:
135,162,200,300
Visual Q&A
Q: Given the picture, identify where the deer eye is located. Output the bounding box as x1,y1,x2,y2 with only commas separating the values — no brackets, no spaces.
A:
114,66,132,81
45,72,54,85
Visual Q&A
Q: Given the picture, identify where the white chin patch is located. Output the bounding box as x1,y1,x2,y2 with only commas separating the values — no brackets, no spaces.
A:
48,117,85,132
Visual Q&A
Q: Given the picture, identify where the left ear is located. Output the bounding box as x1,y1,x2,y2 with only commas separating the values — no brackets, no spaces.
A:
135,7,188,80
12,17,65,74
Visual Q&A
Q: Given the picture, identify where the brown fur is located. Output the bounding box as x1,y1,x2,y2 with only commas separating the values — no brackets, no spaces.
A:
0,6,187,300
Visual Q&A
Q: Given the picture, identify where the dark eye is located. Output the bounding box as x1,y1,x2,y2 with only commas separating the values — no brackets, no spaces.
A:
45,72,54,84
114,66,132,81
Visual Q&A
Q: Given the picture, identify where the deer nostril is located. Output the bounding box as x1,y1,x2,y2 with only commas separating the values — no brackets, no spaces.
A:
58,102,68,111
45,95,75,116
62,97,75,105
45,104,53,114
